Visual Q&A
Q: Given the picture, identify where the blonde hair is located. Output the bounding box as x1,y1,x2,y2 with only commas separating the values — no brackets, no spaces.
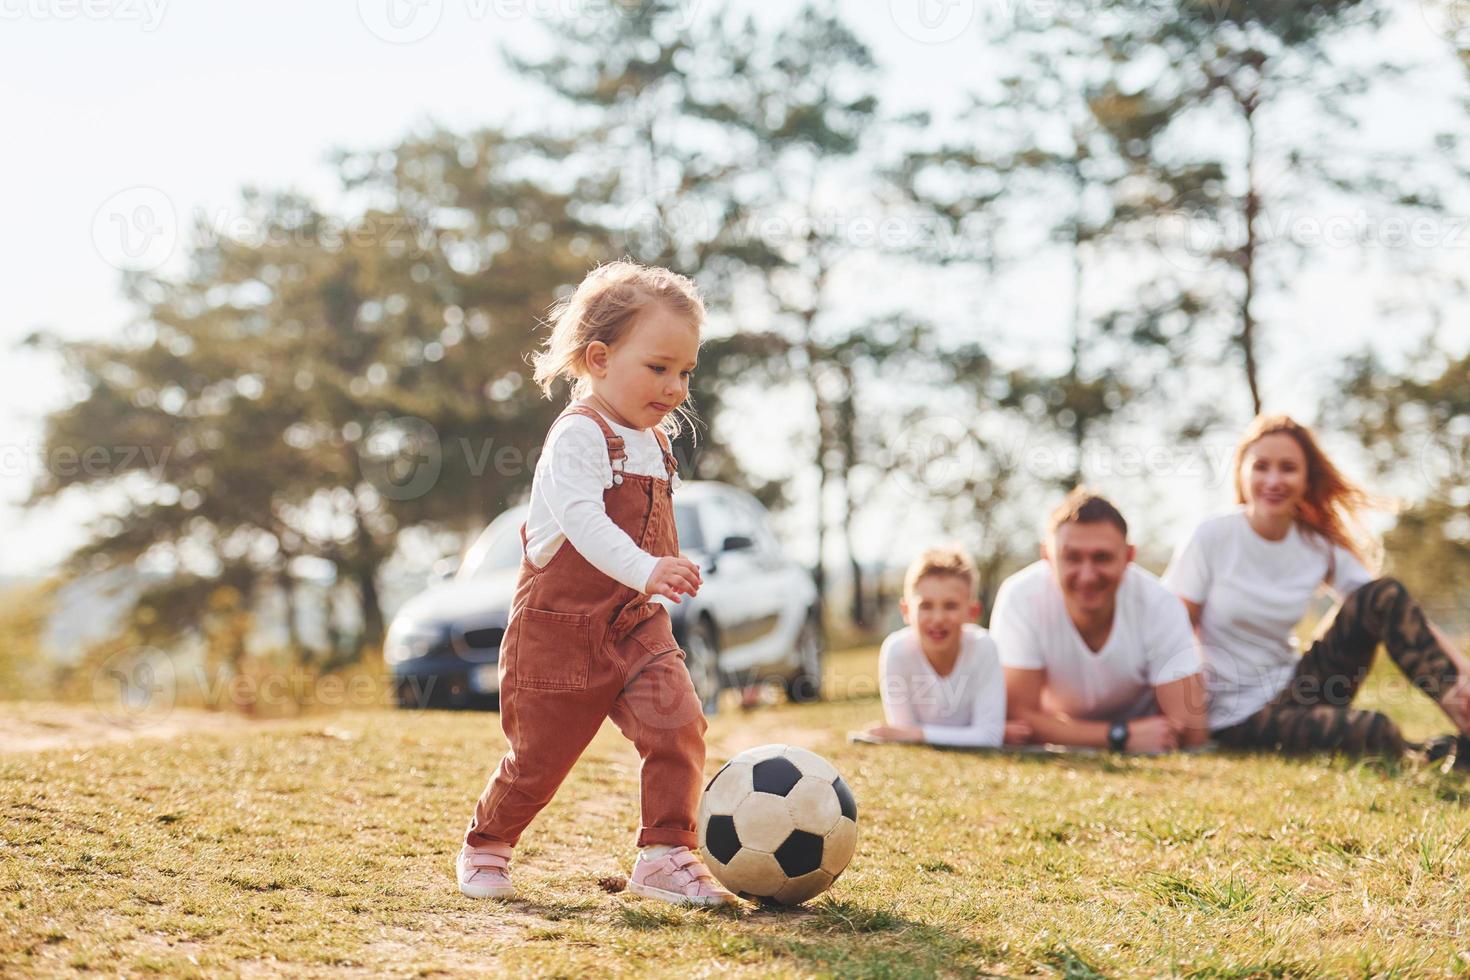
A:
531,260,705,437
1232,414,1390,570
903,547,978,598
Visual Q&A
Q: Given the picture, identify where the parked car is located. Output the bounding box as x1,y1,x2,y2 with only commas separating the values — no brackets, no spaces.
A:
385,481,824,713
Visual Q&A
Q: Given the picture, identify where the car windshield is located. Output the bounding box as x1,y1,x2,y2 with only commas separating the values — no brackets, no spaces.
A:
463,521,525,577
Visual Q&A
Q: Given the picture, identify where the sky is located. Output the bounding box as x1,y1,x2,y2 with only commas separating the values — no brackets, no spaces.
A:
2,0,1468,585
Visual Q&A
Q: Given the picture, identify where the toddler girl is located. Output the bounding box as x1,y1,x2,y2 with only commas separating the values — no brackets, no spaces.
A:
455,261,735,907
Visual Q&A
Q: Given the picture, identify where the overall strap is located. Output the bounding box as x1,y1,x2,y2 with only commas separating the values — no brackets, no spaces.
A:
652,427,679,482
557,404,628,480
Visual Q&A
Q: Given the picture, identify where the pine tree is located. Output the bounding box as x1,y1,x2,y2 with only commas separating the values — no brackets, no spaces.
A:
22,128,594,669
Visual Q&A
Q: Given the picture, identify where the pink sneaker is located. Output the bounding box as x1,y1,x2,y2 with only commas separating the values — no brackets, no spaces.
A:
627,847,738,907
455,842,514,899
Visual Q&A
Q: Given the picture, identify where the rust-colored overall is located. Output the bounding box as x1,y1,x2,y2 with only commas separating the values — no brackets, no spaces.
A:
465,405,707,850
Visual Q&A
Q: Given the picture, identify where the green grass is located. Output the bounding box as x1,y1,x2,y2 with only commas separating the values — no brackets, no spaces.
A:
3,648,1470,977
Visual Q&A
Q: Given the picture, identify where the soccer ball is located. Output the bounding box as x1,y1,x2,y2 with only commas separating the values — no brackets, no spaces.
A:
697,744,858,905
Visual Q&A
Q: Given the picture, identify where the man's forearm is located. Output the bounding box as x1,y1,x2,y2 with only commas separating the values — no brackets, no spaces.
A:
1159,698,1209,748
1156,673,1210,747
1018,709,1110,749
1175,719,1209,748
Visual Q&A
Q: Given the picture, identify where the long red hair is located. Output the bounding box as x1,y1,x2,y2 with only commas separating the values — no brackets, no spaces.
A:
1231,415,1390,571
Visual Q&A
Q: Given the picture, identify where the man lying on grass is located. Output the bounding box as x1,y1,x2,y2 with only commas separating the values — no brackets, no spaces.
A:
990,489,1209,754
863,548,1031,747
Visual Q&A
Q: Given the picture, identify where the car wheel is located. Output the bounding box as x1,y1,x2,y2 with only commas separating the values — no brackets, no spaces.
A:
684,617,722,715
784,613,824,703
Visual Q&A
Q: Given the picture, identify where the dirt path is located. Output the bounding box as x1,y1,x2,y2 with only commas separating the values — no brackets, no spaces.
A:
0,701,292,754
0,698,848,757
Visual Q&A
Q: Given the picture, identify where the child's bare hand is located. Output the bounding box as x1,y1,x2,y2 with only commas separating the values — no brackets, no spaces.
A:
1003,720,1033,746
645,556,701,602
863,723,923,743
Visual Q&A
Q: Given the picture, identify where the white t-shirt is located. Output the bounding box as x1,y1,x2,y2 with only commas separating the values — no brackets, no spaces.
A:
990,561,1203,722
1161,509,1376,731
523,404,681,593
878,624,1006,748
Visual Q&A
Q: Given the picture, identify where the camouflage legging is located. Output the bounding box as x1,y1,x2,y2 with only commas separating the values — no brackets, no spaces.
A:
1213,577,1459,755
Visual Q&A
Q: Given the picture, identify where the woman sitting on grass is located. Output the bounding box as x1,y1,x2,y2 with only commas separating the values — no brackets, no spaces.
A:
1163,414,1470,759
863,548,1031,748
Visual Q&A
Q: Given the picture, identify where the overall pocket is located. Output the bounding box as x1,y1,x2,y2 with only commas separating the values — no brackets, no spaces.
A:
509,607,593,691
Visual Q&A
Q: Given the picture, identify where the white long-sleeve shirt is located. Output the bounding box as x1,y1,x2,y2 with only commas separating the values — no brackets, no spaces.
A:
878,624,1006,748
522,404,681,593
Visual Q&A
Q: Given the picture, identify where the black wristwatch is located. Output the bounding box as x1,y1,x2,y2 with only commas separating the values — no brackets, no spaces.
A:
1107,721,1129,752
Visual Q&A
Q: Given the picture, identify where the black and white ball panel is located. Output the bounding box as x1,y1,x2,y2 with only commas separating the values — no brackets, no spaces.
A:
703,814,740,865
698,743,858,905
751,757,803,796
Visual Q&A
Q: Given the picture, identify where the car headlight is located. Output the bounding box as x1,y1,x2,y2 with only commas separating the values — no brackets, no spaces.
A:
384,621,444,665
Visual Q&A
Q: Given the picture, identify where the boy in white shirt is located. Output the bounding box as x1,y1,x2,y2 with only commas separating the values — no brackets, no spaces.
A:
991,488,1209,753
863,548,1030,748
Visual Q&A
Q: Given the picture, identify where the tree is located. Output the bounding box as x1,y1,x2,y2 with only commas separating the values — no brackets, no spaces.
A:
897,10,1216,493
683,6,897,618
22,127,596,673
1336,341,1470,631
1102,0,1454,415
501,0,781,493
510,3,918,623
